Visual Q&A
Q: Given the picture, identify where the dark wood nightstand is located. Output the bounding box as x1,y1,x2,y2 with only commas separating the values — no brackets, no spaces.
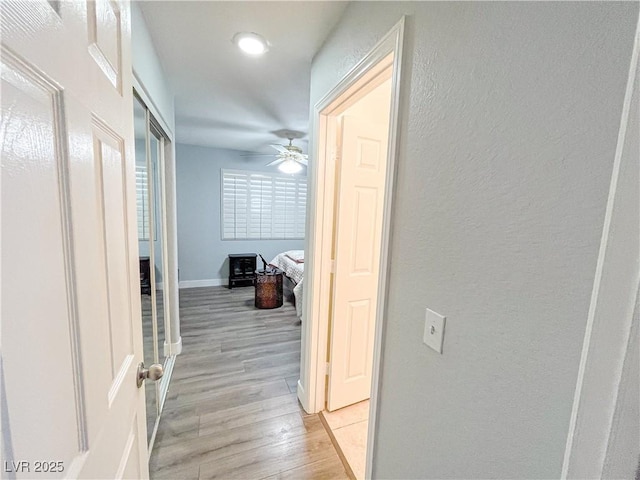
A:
228,253,257,289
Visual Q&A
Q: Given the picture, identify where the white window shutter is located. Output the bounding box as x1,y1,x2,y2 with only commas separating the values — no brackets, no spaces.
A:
136,165,149,240
221,169,306,240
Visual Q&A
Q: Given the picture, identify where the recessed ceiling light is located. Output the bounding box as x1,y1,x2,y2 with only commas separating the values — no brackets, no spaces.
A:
233,32,269,56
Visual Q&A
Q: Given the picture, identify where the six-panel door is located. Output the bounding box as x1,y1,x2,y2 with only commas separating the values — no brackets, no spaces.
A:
1,1,148,478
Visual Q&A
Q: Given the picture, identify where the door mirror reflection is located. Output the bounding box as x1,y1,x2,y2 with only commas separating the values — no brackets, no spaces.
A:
134,92,170,447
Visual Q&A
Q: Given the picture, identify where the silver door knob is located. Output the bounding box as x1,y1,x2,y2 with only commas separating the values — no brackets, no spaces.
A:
137,362,164,388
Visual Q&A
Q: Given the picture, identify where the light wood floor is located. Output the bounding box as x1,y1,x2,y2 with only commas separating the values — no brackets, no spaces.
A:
149,286,349,480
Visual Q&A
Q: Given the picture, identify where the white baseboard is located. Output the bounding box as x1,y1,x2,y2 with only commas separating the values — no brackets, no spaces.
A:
178,278,227,289
164,336,182,356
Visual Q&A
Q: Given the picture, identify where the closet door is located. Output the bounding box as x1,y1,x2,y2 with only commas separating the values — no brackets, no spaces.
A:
133,92,170,449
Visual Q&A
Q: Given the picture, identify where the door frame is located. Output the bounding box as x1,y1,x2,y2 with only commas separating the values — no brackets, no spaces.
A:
299,16,405,478
561,15,640,478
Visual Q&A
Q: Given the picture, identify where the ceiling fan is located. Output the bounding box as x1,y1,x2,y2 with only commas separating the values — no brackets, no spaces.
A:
266,138,308,174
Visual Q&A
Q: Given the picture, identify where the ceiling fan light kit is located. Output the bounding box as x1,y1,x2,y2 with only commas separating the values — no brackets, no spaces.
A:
278,159,303,174
239,137,307,174
264,137,308,174
233,32,269,56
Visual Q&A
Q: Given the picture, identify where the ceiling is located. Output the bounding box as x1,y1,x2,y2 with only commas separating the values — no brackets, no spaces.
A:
139,1,349,154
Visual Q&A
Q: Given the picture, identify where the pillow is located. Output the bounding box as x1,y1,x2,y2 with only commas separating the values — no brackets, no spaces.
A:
285,250,304,263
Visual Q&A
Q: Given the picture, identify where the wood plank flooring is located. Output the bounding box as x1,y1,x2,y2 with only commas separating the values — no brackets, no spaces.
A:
149,286,348,480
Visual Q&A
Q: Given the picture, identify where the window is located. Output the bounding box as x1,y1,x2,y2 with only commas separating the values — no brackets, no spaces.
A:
222,169,307,240
136,164,149,240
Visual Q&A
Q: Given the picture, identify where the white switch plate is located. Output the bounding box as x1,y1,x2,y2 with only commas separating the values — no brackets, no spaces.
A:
423,308,446,354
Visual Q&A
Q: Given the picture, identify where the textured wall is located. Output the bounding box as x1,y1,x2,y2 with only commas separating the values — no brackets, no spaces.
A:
603,284,640,479
309,2,638,478
176,144,306,284
601,66,640,473
131,2,175,133
567,31,639,475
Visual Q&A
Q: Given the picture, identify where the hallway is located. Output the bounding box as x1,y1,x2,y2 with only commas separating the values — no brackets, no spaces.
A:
149,287,348,479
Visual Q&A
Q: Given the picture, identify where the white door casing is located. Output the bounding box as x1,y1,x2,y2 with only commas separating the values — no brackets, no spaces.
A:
1,1,148,478
300,17,405,479
327,116,389,411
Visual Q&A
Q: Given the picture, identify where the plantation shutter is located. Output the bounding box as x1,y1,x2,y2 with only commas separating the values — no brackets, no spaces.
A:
136,164,149,240
222,169,306,240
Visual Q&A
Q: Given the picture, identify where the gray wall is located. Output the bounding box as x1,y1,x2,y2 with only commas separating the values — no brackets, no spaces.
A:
131,2,179,346
603,283,640,479
567,32,639,475
176,144,305,284
601,49,640,479
309,2,638,478
131,2,175,133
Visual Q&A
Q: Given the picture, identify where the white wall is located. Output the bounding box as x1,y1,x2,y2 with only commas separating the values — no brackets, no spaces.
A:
176,144,306,286
308,2,639,478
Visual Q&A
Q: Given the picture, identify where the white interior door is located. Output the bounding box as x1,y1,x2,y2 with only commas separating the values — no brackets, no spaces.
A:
327,115,389,411
1,1,149,478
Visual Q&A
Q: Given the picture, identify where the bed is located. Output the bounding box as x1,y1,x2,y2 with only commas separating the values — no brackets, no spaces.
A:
269,250,304,318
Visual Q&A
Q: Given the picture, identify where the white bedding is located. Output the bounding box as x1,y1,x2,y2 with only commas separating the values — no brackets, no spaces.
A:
269,251,304,284
292,280,304,319
284,250,304,263
269,251,304,318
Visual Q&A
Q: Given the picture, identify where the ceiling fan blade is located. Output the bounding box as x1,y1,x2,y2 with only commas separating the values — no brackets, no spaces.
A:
270,144,289,154
298,158,308,166
240,153,276,157
266,158,285,166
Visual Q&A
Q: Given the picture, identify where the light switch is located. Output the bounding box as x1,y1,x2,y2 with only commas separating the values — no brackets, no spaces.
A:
423,308,446,354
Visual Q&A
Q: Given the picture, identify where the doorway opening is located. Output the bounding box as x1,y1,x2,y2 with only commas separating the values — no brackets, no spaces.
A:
321,69,393,479
299,18,405,479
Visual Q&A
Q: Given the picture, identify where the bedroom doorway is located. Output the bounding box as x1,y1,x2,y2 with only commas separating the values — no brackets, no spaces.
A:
299,18,405,479
320,71,393,479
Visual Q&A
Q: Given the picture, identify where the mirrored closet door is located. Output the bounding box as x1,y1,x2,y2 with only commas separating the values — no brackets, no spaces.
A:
133,92,170,447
